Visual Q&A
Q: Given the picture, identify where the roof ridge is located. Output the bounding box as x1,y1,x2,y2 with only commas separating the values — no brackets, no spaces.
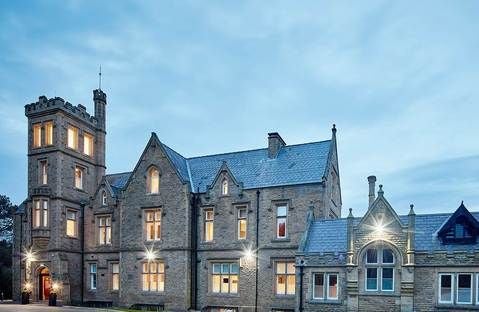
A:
187,139,332,160
105,171,132,177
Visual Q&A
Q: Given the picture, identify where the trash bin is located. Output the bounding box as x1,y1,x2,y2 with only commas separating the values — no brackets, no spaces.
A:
48,292,57,306
21,291,30,304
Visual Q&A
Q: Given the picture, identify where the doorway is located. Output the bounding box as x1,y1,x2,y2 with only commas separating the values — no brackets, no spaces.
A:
38,267,51,301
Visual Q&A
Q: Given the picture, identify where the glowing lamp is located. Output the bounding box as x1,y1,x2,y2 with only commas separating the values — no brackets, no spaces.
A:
51,282,61,293
24,250,36,263
24,282,32,292
243,247,255,261
145,248,157,261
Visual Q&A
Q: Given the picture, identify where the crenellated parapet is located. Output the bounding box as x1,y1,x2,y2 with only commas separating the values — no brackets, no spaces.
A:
25,95,99,127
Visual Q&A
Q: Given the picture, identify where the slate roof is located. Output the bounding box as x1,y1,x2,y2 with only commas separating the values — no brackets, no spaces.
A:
304,212,479,253
105,172,132,196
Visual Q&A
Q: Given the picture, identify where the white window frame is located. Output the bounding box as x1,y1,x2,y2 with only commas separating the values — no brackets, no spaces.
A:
276,204,288,239
66,209,78,238
365,267,378,291
204,209,214,242
476,274,479,305
141,261,165,292
90,263,97,290
98,215,112,245
33,199,48,228
237,206,247,240
144,209,161,241
39,160,48,185
456,273,473,305
221,178,228,195
102,190,107,206
275,261,295,295
327,273,339,300
111,263,120,291
75,166,84,190
364,247,394,292
312,272,325,299
211,262,239,294
381,267,394,292
438,273,454,304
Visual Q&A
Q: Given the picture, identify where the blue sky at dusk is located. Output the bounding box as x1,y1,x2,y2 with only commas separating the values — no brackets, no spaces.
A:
1,1,478,216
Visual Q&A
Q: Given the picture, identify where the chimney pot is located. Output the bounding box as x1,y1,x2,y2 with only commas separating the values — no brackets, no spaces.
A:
367,175,376,208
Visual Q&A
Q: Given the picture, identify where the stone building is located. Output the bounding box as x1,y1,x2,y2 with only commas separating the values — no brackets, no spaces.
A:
12,89,342,311
298,176,479,312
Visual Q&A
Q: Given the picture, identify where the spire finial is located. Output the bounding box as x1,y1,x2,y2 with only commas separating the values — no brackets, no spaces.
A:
99,65,102,90
378,184,384,196
332,124,337,134
348,208,353,218
409,204,415,216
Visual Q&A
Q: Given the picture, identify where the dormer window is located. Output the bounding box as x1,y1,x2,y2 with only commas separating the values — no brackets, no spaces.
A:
101,191,107,206
147,167,160,194
221,179,228,195
437,203,479,245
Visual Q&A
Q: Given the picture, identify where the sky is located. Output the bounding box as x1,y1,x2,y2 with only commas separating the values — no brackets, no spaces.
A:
0,0,478,217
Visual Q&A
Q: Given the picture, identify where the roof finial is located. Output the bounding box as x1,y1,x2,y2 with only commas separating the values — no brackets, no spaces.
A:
332,124,337,134
378,184,384,196
409,204,415,216
348,208,353,218
98,65,102,90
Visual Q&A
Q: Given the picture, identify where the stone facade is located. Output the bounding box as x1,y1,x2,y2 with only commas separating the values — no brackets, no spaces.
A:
13,89,342,311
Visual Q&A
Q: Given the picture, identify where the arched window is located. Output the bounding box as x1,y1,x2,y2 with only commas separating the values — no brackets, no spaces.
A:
221,178,228,195
101,190,107,206
364,246,395,292
147,167,160,194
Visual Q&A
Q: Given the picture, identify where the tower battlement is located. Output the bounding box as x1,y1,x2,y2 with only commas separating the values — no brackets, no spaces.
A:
25,95,99,127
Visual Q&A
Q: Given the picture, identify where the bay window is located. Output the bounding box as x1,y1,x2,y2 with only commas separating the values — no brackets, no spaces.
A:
211,263,239,294
275,261,295,295
142,261,165,292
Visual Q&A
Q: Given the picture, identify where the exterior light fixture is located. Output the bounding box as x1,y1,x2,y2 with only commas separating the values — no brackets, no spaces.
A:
144,247,157,261
24,250,36,263
23,282,32,292
243,247,255,261
51,282,61,293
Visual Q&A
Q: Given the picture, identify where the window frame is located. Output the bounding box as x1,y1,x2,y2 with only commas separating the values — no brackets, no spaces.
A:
44,121,53,146
83,132,94,157
144,208,162,241
33,199,48,228
97,215,112,245
276,204,288,239
39,159,48,185
221,178,228,196
476,274,479,305
146,167,160,194
67,125,79,150
204,208,214,242
111,263,120,291
327,273,339,300
66,209,78,238
275,261,295,296
89,263,97,290
237,206,247,240
101,190,107,206
211,262,239,294
74,166,84,190
312,272,325,300
438,273,454,304
33,123,42,148
141,261,165,292
456,273,473,305
364,247,394,292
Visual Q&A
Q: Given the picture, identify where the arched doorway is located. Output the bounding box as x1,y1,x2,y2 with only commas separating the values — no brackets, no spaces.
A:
38,267,51,301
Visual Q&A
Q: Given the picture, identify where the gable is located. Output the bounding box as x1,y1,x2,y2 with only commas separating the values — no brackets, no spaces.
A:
437,202,479,244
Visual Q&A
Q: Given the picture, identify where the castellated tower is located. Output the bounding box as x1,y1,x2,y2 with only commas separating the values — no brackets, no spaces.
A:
15,89,106,304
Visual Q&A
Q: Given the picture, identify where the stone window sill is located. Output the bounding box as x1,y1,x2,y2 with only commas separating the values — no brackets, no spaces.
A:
271,238,291,243
307,299,341,305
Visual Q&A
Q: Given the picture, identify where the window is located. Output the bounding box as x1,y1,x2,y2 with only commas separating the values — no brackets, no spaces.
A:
313,273,338,300
365,247,394,292
476,274,479,305
45,121,53,146
457,274,472,304
101,191,107,206
313,273,324,299
221,179,228,195
33,199,48,228
66,210,77,237
147,167,160,194
327,274,338,300
39,160,48,185
75,166,84,189
145,209,161,241
98,216,112,245
237,206,247,240
90,263,97,290
439,274,453,304
204,209,214,242
275,261,295,295
211,263,239,294
112,263,119,291
276,205,287,238
33,123,42,148
83,132,94,156
67,125,78,150
142,261,165,292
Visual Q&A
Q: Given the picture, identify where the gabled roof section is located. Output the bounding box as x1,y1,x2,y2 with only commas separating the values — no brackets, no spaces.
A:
207,161,240,190
436,202,479,244
105,172,131,196
357,186,404,229
161,143,189,182
188,140,331,193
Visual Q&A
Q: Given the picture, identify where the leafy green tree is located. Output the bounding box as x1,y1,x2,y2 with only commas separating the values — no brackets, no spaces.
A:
0,195,15,299
0,195,15,242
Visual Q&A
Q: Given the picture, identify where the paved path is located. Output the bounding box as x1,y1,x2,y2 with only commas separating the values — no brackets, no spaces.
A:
0,303,116,312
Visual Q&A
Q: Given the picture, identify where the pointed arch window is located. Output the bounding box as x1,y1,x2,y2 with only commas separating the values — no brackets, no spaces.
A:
364,246,395,292
147,167,160,194
101,190,107,206
221,178,228,196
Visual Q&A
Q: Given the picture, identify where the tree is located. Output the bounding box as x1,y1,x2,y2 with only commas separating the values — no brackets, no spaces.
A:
0,195,16,242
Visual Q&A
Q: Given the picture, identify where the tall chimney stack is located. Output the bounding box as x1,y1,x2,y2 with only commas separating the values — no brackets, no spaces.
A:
367,175,376,208
267,132,286,158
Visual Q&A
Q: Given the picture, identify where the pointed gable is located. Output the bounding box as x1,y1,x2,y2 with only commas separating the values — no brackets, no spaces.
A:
437,202,479,244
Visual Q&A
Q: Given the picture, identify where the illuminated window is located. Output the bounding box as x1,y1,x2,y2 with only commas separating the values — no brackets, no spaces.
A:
204,209,214,242
365,247,394,292
112,263,119,291
102,191,107,206
98,216,111,245
33,123,42,148
75,166,84,189
276,205,287,238
457,274,472,304
439,274,453,304
83,132,94,156
39,160,48,185
145,209,161,241
45,121,53,146
33,199,48,228
66,210,77,237
221,179,228,195
142,261,165,292
147,167,160,194
275,261,295,295
90,263,97,290
211,263,239,294
237,206,247,240
67,125,78,150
